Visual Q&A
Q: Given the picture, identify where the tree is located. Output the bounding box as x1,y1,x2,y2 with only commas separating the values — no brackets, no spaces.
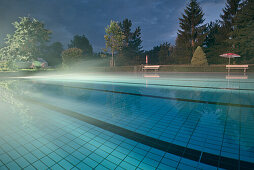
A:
191,46,208,66
0,17,51,66
45,42,63,66
118,19,143,66
204,0,241,64
68,35,93,56
158,42,173,65
62,48,83,67
219,0,241,53
145,45,161,65
174,0,206,63
203,20,226,64
129,27,143,61
104,20,125,67
220,0,241,28
229,0,254,63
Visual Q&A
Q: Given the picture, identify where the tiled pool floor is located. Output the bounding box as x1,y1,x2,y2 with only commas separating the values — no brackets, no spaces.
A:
0,73,254,169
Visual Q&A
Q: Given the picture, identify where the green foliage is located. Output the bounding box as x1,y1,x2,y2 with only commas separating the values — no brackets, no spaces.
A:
229,0,254,63
204,0,241,64
174,0,206,64
104,20,125,66
220,0,241,28
68,35,93,56
191,46,208,66
117,19,143,66
62,48,83,67
32,61,42,68
144,43,173,65
158,42,173,65
203,21,228,64
145,45,161,65
44,42,63,66
0,17,51,64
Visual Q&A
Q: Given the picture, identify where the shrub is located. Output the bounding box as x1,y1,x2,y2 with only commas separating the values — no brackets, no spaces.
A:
191,46,208,66
62,48,83,67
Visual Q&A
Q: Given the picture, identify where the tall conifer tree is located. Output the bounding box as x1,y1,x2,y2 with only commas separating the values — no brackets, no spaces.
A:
118,19,143,66
174,0,206,64
230,0,254,63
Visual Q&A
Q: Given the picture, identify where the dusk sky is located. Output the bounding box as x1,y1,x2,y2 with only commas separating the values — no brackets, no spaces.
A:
0,0,226,52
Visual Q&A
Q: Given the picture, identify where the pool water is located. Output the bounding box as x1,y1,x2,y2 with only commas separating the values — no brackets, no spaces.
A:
0,73,254,169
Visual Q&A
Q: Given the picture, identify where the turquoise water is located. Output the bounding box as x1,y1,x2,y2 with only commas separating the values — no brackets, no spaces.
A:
0,73,253,169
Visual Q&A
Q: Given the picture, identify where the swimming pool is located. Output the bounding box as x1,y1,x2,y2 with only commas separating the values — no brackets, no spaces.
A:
0,73,253,169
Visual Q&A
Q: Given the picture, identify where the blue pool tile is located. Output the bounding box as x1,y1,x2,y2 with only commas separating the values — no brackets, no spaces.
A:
0,165,8,170
55,148,69,158
84,143,97,152
142,157,159,167
76,162,93,169
197,162,218,170
32,160,47,169
31,149,46,159
77,146,92,156
100,145,114,153
111,150,126,160
103,141,118,149
48,152,63,162
58,159,74,169
23,153,38,164
51,163,65,169
94,149,109,158
128,151,146,161
15,157,30,168
95,164,109,170
1,144,13,153
138,161,156,170
164,152,181,161
83,157,99,168
124,156,140,166
115,166,126,170
90,140,102,148
65,155,80,166
180,158,198,167
7,150,21,160
157,163,175,170
31,140,43,148
132,147,148,156
62,145,75,154
41,156,56,167
115,146,130,155
136,143,151,151
6,161,21,169
178,163,196,170
89,153,104,163
100,159,118,169
73,138,86,146
71,150,87,160
119,161,136,170
23,164,36,170
16,146,29,155
160,157,178,168
94,136,107,144
106,155,122,165
119,142,135,150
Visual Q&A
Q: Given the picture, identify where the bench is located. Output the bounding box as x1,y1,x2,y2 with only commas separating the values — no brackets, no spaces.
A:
142,65,160,72
226,65,248,73
226,75,248,79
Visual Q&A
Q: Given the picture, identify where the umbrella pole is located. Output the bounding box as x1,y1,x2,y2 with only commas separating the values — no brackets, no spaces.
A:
229,58,230,65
